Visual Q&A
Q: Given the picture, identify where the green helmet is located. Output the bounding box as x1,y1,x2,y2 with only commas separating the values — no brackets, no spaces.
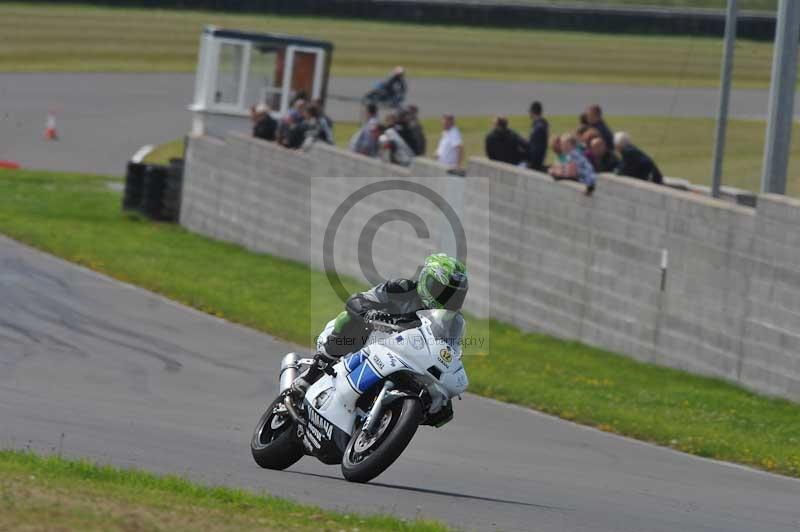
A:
417,253,468,311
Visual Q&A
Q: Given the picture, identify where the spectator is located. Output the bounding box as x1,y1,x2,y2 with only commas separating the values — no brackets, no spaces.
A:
436,114,464,170
250,103,277,141
550,135,565,164
379,127,415,167
528,101,549,171
485,116,527,166
581,127,601,147
589,137,619,172
349,103,380,157
406,104,427,156
302,103,334,147
614,131,663,184
548,133,596,195
280,111,306,149
585,104,614,152
314,98,335,142
394,109,419,155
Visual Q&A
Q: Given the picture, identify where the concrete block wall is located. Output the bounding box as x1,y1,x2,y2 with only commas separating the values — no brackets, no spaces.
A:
182,133,800,400
467,157,800,400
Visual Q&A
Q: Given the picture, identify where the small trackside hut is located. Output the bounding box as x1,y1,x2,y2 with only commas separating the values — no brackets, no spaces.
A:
189,26,333,137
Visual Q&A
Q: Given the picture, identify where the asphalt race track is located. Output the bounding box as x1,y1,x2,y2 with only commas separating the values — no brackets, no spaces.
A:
1,236,799,531
3,73,800,176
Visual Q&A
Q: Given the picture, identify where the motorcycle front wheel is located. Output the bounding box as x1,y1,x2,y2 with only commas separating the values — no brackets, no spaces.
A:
341,396,422,483
251,395,304,470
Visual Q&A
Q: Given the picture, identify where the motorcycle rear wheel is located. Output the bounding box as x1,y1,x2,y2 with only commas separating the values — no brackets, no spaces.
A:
341,396,422,483
251,396,304,470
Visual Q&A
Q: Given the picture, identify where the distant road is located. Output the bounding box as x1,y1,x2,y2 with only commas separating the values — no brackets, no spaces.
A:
1,72,797,176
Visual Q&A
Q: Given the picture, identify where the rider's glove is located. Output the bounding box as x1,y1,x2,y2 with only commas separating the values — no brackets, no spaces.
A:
316,343,338,365
363,310,393,324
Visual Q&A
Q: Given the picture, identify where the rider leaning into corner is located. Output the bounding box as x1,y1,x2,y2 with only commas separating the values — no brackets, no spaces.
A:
293,253,468,396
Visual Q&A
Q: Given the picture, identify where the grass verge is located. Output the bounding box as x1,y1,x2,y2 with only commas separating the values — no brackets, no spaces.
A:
0,169,799,478
0,450,447,532
143,138,185,165
0,2,780,87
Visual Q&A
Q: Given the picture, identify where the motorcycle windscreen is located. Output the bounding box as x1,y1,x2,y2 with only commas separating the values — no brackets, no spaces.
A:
418,309,465,355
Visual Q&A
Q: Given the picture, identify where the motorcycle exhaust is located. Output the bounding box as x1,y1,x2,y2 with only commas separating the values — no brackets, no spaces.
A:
279,352,301,394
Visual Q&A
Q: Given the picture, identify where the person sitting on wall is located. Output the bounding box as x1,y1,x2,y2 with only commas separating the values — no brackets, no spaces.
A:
589,136,619,173
250,103,277,142
485,116,528,166
614,131,664,185
548,133,597,196
549,135,565,166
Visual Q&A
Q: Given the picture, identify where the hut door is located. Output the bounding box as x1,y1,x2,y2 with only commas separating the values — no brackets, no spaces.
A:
280,45,325,112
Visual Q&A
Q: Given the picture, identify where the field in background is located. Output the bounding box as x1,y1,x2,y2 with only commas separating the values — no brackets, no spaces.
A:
1,169,799,478
147,115,800,196
0,451,447,532
0,3,779,87
483,0,777,9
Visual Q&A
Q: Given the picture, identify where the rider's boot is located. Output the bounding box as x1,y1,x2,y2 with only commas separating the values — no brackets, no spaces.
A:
290,351,337,399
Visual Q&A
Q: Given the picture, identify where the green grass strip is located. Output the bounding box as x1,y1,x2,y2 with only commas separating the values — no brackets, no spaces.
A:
0,450,448,531
0,169,798,479
0,2,781,88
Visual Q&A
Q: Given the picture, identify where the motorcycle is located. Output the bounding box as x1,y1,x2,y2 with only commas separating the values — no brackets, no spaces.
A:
250,309,469,483
362,79,406,109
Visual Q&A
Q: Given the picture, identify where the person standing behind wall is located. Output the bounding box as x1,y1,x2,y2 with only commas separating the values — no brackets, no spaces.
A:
585,104,614,153
436,113,464,172
407,104,426,156
485,116,527,166
527,101,549,171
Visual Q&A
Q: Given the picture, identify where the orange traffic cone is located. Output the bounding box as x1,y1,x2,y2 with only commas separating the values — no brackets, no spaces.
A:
45,111,58,140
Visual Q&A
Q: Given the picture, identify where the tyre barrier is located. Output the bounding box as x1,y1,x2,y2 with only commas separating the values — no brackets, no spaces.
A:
123,160,184,222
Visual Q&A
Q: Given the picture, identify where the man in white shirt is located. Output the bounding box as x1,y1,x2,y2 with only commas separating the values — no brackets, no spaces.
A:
436,114,463,170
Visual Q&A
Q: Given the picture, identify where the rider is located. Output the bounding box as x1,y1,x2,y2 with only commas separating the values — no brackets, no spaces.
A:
379,66,407,107
293,253,468,395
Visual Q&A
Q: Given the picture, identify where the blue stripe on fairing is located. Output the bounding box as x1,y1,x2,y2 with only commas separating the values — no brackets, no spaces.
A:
346,359,382,394
344,351,365,373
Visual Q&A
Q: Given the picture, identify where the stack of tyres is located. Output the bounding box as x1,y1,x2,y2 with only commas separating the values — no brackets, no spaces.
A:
122,162,146,211
141,165,170,221
162,158,184,223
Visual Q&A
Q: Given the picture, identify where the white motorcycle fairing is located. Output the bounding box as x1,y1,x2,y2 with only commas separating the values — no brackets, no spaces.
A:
301,311,468,459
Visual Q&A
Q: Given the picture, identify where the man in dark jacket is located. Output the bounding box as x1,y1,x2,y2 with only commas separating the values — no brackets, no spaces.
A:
585,104,614,153
250,103,277,141
614,131,663,184
528,101,549,171
407,104,426,156
485,116,528,166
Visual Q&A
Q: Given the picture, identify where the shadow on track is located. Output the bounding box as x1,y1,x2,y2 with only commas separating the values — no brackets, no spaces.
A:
285,470,570,511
